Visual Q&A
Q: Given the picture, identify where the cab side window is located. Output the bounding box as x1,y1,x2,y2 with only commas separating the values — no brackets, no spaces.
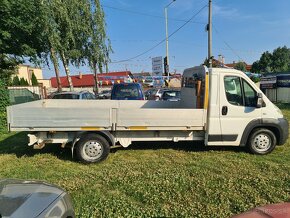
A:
242,80,257,107
224,76,243,106
224,76,258,107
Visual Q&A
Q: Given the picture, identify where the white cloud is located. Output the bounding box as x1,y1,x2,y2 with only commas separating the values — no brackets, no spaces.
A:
212,4,238,18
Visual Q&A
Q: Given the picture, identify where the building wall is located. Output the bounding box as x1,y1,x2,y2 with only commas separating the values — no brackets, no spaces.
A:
38,79,51,88
15,65,44,85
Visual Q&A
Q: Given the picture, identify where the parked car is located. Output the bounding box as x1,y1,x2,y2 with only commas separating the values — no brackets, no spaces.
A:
111,83,145,100
144,88,156,100
232,202,290,218
96,89,111,99
0,179,75,218
146,88,169,101
51,91,95,100
161,90,181,101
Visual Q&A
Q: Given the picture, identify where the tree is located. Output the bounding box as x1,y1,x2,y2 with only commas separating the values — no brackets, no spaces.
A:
1,0,112,93
0,0,46,85
85,0,112,94
251,46,290,73
41,0,74,91
259,51,273,73
19,78,28,86
41,0,111,92
234,62,247,72
31,73,38,86
0,54,19,85
12,76,20,86
251,61,261,73
271,46,290,72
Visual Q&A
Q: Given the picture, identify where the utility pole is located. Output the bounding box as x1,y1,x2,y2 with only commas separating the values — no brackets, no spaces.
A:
165,0,176,83
208,0,212,68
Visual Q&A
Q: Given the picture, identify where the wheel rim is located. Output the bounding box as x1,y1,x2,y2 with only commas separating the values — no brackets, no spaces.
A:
83,140,103,160
253,133,271,152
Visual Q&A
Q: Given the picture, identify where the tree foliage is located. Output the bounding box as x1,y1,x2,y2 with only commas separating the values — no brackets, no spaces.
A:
12,76,20,86
251,46,290,73
31,72,38,86
0,0,46,85
234,62,246,72
0,0,111,92
0,80,9,131
41,0,111,91
0,0,46,57
0,54,19,85
19,78,29,86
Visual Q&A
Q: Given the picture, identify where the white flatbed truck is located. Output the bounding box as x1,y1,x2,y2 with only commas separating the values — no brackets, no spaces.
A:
7,66,289,163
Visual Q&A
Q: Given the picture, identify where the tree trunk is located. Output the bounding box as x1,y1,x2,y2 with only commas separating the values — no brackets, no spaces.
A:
93,61,99,95
60,52,73,91
50,47,62,92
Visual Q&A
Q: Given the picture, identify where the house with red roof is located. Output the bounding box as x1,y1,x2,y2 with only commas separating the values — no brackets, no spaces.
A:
50,71,134,88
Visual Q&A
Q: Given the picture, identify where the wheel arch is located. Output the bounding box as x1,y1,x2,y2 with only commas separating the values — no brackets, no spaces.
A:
240,119,282,146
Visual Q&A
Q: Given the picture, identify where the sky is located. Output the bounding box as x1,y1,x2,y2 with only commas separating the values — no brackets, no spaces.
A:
41,0,290,79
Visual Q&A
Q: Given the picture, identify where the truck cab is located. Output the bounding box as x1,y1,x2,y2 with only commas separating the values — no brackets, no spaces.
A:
183,66,288,154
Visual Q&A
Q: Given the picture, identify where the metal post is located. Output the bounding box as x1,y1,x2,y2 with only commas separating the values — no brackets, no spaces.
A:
165,0,176,83
165,7,169,81
208,0,212,68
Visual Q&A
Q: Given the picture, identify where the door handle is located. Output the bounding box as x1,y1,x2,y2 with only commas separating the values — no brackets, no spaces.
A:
222,106,228,115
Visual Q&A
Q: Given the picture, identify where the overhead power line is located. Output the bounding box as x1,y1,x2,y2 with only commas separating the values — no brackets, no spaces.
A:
102,4,206,25
212,25,244,61
110,4,208,63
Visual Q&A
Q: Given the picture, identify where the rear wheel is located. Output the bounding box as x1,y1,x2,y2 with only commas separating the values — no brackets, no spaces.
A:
248,128,276,155
76,134,110,163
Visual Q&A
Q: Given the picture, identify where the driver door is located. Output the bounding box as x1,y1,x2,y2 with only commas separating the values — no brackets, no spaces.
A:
219,75,262,145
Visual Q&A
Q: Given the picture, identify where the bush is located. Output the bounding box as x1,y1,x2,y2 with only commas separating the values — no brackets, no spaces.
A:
0,80,9,131
31,72,38,85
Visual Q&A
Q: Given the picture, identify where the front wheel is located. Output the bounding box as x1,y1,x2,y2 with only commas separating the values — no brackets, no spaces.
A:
76,134,110,163
248,128,276,155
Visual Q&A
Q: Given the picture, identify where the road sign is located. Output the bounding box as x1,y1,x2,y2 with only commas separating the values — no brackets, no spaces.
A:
152,56,163,76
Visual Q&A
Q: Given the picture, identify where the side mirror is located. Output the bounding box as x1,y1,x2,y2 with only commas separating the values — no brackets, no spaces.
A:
256,93,263,108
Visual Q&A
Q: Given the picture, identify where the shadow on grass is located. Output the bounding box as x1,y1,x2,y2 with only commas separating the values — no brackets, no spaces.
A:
0,132,72,161
0,132,246,162
111,140,246,154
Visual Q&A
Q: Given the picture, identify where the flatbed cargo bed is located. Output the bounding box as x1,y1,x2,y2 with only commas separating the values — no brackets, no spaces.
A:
7,99,206,132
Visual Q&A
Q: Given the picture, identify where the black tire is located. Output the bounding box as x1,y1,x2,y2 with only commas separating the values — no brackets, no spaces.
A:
75,134,110,163
248,128,276,155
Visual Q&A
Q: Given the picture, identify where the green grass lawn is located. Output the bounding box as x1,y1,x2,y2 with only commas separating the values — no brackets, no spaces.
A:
1,105,290,217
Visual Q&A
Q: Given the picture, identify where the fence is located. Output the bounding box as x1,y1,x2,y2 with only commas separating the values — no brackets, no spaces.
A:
8,86,44,105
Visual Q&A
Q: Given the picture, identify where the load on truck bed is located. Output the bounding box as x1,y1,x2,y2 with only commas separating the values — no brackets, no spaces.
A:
7,66,289,163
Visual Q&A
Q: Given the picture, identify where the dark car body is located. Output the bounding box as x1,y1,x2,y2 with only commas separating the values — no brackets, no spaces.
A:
232,202,290,218
111,83,145,100
51,91,95,100
0,179,75,218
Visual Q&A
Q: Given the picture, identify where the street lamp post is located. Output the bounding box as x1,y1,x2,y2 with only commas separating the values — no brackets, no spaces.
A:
165,0,176,83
